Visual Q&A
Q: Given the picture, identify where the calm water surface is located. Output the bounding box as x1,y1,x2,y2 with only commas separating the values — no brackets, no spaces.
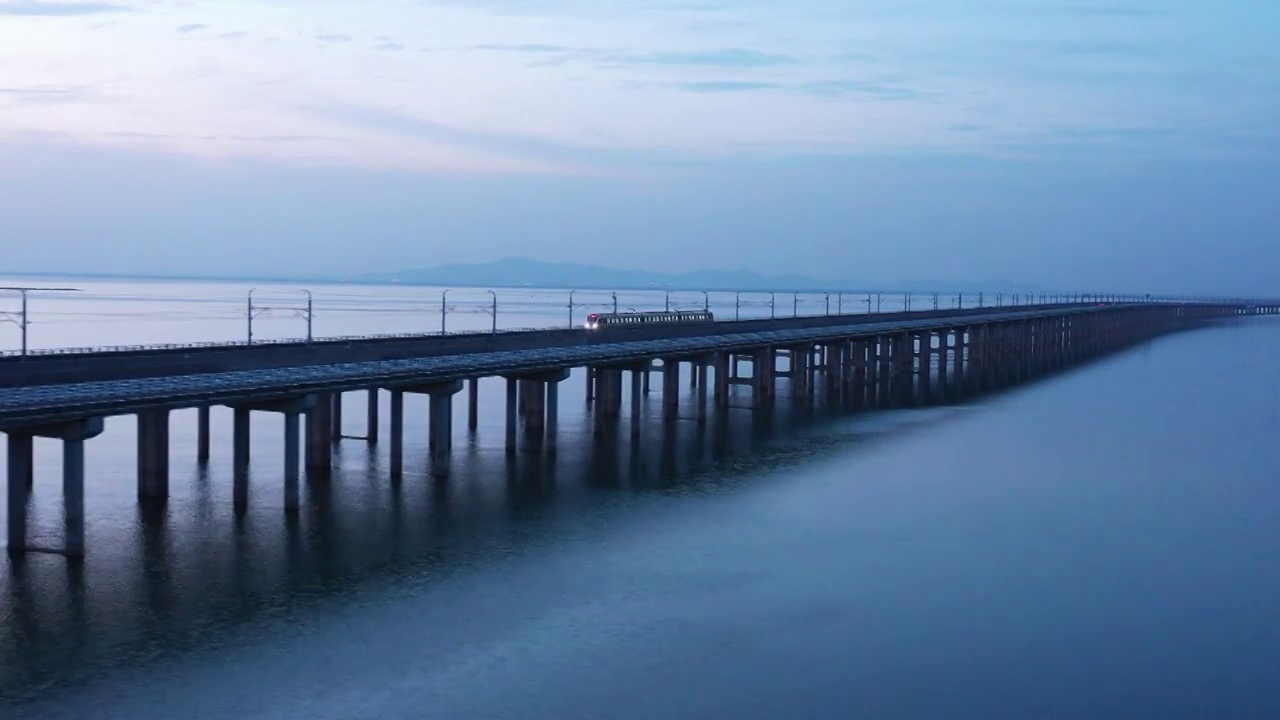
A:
1,279,1278,718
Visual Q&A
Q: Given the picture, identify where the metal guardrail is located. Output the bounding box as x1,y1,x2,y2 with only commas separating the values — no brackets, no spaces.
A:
0,326,558,358
0,288,1271,359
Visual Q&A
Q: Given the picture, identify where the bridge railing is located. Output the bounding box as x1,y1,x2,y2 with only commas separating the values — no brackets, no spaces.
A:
0,287,1269,359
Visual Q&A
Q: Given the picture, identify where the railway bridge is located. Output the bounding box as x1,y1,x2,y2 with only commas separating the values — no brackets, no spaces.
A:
3,297,1275,558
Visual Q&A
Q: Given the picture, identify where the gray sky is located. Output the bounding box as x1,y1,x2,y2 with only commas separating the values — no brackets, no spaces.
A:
0,0,1276,294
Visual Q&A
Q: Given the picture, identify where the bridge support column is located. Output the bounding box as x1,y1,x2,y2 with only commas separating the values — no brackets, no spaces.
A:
393,380,464,478
7,418,103,557
196,405,211,464
846,340,859,403
936,332,949,402
330,392,343,442
227,396,316,511
751,348,775,409
283,410,301,510
6,433,33,554
62,436,86,557
430,393,454,477
233,407,250,508
390,389,405,474
695,360,709,422
875,336,891,408
630,367,644,436
609,370,625,416
585,367,595,403
366,388,380,444
918,333,932,404
306,395,333,472
827,342,844,401
467,378,479,432
713,352,730,408
520,380,544,444
137,410,170,499
508,370,569,453
504,379,518,451
662,359,681,420
545,379,560,454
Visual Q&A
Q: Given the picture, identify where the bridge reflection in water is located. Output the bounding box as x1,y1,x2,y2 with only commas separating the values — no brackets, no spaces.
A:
1,379,968,700
3,300,1268,562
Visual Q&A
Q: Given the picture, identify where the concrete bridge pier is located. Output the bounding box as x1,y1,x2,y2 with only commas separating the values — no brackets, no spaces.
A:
366,388,379,444
227,395,317,511
896,333,916,407
389,389,405,475
196,405,211,464
630,367,644,436
137,409,170,499
520,380,544,440
694,359,709,422
503,379,518,451
7,433,33,554
981,324,996,389
7,429,34,492
589,368,622,424
585,367,595,404
608,369,625,417
846,340,865,408
467,378,479,432
7,418,105,557
662,359,681,420
713,352,731,408
330,392,343,443
512,370,569,454
990,323,1006,389
751,348,776,409
397,380,463,478
917,334,932,405
429,392,455,476
233,407,251,506
306,395,334,473
936,332,950,402
874,336,890,408
1019,320,1033,383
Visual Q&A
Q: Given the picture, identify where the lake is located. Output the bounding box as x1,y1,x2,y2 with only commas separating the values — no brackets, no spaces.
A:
2,278,1278,719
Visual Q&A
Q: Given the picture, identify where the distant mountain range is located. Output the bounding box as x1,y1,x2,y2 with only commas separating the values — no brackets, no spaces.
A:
3,258,1053,294
356,257,1048,294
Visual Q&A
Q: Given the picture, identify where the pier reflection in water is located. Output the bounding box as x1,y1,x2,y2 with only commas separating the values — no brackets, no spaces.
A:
0,362,951,702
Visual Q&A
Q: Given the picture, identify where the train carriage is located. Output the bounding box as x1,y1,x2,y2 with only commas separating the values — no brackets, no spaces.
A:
584,309,714,330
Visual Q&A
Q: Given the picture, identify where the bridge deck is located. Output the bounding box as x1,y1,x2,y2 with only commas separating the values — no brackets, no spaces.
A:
0,305,1118,426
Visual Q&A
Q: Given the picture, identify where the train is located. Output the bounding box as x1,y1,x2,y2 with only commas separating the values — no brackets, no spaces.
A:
584,309,715,330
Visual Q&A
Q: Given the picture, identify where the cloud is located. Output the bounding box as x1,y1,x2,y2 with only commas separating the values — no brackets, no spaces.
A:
0,0,127,15
607,48,797,68
471,43,573,53
670,80,778,93
176,23,207,33
314,33,352,43
295,100,676,171
0,85,89,104
1008,4,1166,18
801,79,923,101
1050,39,1163,56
